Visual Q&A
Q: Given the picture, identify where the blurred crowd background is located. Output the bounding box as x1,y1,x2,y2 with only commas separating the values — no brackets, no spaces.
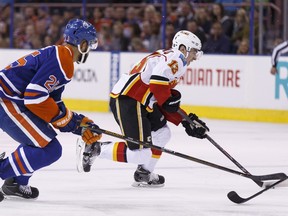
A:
0,0,285,55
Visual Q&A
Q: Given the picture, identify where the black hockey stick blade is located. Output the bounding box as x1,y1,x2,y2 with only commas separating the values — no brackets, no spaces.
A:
227,176,288,204
176,110,265,186
262,179,288,188
252,172,287,181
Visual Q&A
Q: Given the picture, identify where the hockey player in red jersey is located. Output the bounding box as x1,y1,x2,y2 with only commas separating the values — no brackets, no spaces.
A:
0,19,102,199
77,30,209,187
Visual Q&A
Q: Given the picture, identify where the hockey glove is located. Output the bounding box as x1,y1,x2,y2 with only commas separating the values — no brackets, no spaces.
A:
51,103,83,133
78,117,102,145
186,113,210,132
162,89,181,113
182,113,209,139
51,104,102,144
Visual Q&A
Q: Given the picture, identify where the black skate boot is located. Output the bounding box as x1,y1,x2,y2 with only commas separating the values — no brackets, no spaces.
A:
82,142,102,172
1,178,39,200
76,139,111,172
132,165,165,188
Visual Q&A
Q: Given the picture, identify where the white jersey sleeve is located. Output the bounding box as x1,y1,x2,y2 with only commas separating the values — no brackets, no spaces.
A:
271,40,288,67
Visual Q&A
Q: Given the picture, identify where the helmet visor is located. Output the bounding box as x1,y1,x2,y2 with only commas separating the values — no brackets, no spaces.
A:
196,50,203,60
89,38,98,50
189,48,203,60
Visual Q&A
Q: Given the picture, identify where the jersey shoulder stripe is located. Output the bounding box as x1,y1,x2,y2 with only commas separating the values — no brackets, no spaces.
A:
56,45,74,80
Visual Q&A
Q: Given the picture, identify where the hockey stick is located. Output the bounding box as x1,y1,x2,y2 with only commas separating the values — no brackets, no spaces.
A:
262,179,288,188
83,125,286,182
227,176,288,204
177,110,263,187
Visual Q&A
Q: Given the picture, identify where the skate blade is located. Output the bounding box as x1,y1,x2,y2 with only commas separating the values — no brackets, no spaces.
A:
76,138,85,173
131,181,164,188
0,189,37,201
2,195,38,201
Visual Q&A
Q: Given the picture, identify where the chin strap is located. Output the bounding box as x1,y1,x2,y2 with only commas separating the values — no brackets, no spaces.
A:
77,45,90,64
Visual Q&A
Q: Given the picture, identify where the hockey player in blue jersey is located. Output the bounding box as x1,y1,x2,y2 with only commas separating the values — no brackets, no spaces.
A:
0,18,102,200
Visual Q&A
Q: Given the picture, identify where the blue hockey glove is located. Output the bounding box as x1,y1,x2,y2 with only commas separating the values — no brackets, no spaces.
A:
51,103,83,133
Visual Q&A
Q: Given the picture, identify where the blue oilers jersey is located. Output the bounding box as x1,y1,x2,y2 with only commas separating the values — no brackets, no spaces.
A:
0,45,75,122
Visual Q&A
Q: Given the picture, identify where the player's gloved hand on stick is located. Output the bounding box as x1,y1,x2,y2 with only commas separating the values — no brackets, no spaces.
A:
51,103,102,144
162,89,181,113
187,113,209,132
182,113,209,139
78,117,102,145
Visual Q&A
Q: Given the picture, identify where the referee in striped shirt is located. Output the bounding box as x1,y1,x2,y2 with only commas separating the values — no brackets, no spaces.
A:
271,40,288,75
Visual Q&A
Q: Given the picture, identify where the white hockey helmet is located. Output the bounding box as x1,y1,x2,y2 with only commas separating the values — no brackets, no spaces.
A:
172,30,202,51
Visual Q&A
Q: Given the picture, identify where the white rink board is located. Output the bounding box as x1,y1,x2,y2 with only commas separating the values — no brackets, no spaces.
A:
62,51,111,100
1,49,288,110
0,49,29,68
178,55,275,108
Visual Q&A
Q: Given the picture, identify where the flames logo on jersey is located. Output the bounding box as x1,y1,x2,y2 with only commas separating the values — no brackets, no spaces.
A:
167,60,178,74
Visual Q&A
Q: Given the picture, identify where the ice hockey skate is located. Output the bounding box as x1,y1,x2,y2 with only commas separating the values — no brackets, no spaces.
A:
132,165,165,188
76,138,111,172
0,178,39,200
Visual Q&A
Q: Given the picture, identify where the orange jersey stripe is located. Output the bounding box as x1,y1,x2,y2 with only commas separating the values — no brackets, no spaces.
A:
57,45,74,79
25,97,59,123
24,92,40,97
13,150,27,174
0,80,13,96
3,99,50,147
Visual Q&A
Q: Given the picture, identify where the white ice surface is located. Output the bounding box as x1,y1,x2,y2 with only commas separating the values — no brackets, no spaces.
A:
1,112,288,216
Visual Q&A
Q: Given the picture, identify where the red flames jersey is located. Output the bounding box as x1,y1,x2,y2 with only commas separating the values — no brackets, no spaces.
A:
110,48,188,125
111,48,187,111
